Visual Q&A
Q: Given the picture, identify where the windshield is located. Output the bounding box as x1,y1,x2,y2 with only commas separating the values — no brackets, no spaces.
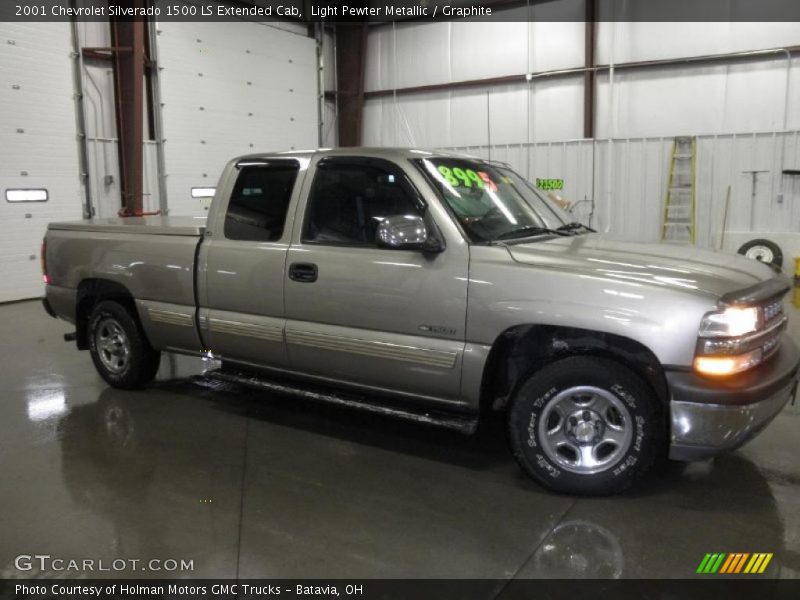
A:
415,157,578,243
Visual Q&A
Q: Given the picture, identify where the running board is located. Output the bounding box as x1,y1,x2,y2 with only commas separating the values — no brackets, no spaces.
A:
202,368,478,435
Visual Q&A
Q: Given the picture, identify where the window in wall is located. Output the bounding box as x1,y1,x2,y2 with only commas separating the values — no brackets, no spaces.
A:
303,158,424,246
191,187,216,198
6,189,48,202
224,162,299,242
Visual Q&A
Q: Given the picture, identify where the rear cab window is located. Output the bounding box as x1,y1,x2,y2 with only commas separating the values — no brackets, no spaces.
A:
224,160,300,242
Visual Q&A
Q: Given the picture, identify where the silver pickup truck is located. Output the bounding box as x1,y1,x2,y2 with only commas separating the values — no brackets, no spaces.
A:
42,147,799,495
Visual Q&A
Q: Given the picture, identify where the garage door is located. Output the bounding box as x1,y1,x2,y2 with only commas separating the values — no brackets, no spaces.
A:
0,22,83,303
156,20,319,216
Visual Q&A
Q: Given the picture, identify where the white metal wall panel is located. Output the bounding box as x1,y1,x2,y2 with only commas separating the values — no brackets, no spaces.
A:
790,57,800,130
364,18,587,94
364,25,387,92
394,22,453,89
363,20,800,146
363,75,584,148
156,20,318,216
450,21,529,81
597,22,800,64
0,22,82,302
595,59,798,139
488,83,529,146
449,90,491,147
444,130,800,248
530,19,585,72
529,76,584,141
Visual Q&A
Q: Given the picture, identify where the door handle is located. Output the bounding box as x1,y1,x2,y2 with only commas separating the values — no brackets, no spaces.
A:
288,262,318,283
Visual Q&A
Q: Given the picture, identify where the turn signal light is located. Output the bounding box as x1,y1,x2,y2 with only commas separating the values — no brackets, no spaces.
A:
693,348,762,377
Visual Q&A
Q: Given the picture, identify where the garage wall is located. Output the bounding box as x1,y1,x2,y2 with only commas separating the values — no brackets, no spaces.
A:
363,18,800,146
445,131,800,249
0,22,83,303
156,20,319,216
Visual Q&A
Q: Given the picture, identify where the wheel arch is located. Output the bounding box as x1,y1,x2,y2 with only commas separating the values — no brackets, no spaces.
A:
479,324,669,415
75,279,139,350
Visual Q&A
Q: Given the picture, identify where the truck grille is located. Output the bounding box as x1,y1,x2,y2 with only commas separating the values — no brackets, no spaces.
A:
758,297,787,360
762,298,784,325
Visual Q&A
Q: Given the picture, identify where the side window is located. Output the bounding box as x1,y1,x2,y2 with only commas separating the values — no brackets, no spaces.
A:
303,159,424,246
224,162,299,242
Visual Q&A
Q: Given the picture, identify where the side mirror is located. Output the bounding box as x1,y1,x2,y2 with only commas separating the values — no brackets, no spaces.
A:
376,215,438,251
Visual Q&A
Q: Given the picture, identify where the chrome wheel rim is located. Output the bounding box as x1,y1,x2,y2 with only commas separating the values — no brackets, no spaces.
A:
538,386,633,475
95,318,130,374
745,246,774,264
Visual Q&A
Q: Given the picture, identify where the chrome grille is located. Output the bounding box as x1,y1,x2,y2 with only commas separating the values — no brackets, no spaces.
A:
762,298,784,324
757,297,787,360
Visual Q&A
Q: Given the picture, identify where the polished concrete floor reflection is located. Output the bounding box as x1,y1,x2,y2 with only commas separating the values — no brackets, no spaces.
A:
1,299,799,579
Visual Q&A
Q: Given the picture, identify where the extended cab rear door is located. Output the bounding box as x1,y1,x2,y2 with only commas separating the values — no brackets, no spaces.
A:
197,157,308,367
283,155,469,404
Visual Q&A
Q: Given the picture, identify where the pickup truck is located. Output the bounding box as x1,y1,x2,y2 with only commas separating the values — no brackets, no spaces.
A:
42,147,800,495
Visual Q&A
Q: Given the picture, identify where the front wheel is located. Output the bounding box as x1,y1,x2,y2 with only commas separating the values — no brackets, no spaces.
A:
507,356,663,495
88,300,161,389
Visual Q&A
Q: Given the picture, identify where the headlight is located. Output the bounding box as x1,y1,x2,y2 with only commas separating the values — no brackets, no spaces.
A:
698,306,759,338
694,301,787,378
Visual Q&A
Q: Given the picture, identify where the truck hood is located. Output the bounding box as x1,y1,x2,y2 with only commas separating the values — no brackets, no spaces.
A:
505,234,776,300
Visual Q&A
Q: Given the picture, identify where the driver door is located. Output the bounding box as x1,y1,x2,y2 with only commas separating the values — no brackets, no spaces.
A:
284,156,469,401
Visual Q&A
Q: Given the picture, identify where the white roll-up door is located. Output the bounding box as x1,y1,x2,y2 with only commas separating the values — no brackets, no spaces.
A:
155,21,319,216
0,22,83,302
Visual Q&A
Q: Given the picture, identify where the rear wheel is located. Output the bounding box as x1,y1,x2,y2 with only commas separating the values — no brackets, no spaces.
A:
507,356,663,495
88,300,161,389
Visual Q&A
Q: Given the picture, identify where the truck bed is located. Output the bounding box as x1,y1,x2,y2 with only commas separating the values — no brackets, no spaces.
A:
48,216,207,237
45,216,206,353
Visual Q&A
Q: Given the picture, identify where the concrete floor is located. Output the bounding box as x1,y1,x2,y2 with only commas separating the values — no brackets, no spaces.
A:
1,299,799,579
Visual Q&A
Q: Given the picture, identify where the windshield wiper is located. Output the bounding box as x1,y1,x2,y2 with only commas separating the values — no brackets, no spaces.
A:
556,222,595,233
493,225,567,242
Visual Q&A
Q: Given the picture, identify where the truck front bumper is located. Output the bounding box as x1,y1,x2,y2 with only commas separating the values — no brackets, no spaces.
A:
667,337,800,461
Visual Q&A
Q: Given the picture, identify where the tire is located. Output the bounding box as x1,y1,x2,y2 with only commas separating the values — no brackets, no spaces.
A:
507,356,663,495
737,238,783,271
88,300,161,389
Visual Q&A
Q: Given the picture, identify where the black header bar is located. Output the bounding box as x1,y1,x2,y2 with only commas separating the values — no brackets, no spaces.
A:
2,0,800,22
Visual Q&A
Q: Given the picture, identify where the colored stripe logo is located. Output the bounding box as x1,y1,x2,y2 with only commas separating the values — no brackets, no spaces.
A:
697,553,773,574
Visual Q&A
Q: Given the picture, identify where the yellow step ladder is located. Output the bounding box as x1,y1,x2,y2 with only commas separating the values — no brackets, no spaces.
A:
661,136,697,243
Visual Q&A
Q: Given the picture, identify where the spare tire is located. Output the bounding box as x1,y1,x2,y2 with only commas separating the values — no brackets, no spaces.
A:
737,238,783,271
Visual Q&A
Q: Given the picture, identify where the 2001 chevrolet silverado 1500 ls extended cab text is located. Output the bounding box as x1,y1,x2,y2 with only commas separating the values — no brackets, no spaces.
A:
42,148,800,494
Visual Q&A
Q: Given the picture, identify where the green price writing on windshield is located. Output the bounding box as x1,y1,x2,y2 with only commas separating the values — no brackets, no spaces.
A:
437,165,483,188
437,165,499,192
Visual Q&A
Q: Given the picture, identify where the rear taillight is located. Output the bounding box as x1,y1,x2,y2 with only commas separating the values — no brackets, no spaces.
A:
41,238,49,284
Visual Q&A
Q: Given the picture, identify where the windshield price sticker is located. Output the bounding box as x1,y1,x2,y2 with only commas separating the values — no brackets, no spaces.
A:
536,178,564,191
437,165,498,192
